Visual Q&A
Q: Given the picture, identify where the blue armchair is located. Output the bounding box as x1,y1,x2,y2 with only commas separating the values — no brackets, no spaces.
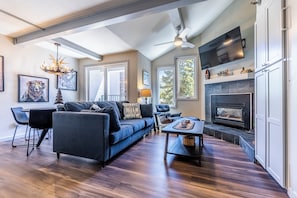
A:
154,104,181,131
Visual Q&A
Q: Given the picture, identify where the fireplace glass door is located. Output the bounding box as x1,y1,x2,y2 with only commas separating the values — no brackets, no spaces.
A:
216,107,243,122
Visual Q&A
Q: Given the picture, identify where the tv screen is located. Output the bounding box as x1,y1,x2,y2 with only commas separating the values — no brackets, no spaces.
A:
198,26,245,70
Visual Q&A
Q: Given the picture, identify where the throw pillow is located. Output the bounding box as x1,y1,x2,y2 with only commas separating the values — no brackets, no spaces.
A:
90,103,101,111
123,103,142,119
94,107,121,132
140,104,153,117
97,101,121,119
116,101,129,119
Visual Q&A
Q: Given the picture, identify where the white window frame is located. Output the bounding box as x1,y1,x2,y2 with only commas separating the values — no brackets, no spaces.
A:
85,62,128,101
175,56,198,100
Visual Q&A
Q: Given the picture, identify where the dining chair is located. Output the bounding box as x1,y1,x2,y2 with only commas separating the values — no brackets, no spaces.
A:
27,109,55,156
11,107,29,147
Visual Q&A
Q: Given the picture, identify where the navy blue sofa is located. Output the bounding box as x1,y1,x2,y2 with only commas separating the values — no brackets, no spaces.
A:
52,101,154,166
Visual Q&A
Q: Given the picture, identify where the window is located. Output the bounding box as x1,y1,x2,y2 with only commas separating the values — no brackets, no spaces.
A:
85,62,127,101
157,66,176,107
176,56,197,100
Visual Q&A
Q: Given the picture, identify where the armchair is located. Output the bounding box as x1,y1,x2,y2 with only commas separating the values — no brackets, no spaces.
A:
154,104,181,131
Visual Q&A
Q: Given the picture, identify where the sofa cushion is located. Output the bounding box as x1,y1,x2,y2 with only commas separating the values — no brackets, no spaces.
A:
94,107,121,132
109,125,133,145
64,102,93,112
141,117,154,128
96,101,121,120
122,103,142,119
120,119,145,132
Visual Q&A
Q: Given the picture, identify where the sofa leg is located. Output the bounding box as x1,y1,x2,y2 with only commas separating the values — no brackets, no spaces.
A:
57,152,60,159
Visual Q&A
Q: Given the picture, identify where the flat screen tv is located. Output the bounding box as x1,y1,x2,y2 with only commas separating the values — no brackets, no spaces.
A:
198,26,245,70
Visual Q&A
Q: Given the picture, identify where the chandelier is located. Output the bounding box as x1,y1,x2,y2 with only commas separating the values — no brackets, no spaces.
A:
40,43,73,75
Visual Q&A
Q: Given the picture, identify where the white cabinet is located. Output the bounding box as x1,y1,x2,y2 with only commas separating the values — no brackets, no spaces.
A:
255,0,284,72
255,62,285,187
255,71,266,167
254,0,286,187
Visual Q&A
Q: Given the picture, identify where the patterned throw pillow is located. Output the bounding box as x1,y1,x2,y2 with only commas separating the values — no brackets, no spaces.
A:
123,103,142,119
90,103,101,110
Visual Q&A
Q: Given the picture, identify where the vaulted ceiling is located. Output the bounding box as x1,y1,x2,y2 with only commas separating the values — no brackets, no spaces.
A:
0,0,234,61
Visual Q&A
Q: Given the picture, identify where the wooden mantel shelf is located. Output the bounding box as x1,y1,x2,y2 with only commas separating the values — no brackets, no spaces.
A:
204,72,254,85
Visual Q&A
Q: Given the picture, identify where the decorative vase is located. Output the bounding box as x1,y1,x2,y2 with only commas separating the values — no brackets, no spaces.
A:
205,69,210,79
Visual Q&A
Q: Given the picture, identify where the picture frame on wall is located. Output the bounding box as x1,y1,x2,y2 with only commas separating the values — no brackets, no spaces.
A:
142,70,150,86
18,74,49,102
57,71,77,91
0,56,4,92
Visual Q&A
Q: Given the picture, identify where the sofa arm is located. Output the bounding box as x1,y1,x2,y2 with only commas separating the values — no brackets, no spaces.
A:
53,111,110,162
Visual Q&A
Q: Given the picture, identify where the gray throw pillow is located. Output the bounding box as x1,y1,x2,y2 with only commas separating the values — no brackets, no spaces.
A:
94,106,121,132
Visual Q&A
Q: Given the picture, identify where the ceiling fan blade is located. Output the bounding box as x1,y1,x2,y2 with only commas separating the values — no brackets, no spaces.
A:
154,41,174,46
179,27,190,38
181,41,195,48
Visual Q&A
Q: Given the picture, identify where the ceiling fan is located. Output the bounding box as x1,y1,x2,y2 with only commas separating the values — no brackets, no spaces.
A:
155,25,195,48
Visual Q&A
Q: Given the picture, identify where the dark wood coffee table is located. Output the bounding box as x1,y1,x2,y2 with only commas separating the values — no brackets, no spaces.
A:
162,118,205,166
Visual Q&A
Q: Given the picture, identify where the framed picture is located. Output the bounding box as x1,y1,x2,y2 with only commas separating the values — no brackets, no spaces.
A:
0,56,3,92
142,70,150,86
57,71,77,91
18,74,49,102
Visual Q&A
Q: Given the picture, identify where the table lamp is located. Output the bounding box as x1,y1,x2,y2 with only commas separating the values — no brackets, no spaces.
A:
140,89,152,104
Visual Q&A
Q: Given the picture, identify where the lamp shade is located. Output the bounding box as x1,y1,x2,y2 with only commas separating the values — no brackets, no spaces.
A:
140,89,152,97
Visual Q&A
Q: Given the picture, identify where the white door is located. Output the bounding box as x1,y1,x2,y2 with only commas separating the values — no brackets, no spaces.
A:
255,71,267,167
255,10,267,72
266,61,285,187
266,0,284,65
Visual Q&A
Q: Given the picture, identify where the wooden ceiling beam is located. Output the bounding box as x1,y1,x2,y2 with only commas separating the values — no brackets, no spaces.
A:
13,0,204,45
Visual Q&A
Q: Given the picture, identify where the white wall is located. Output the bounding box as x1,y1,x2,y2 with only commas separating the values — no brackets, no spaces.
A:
152,0,255,119
287,0,297,197
0,35,78,140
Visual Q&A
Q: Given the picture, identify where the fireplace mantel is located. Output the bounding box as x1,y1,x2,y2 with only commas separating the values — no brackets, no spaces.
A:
204,72,254,85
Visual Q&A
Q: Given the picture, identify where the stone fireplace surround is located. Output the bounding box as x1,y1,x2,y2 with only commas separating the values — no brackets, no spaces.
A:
204,79,255,161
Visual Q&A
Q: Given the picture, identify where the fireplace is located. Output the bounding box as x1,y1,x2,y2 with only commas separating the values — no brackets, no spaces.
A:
211,93,253,130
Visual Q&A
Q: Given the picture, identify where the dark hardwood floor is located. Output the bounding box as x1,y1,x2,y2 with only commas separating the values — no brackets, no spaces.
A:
0,132,288,198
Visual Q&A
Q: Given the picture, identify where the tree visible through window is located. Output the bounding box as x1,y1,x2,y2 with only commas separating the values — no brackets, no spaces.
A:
176,56,197,99
157,66,175,107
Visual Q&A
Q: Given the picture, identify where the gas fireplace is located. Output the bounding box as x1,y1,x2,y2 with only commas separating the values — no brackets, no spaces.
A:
211,93,253,130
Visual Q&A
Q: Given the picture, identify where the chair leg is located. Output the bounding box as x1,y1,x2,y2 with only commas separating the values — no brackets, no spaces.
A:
24,125,29,141
26,128,35,156
11,125,19,147
12,125,30,147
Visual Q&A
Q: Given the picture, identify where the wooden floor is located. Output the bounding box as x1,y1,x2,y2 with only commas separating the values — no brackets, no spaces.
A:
0,132,288,198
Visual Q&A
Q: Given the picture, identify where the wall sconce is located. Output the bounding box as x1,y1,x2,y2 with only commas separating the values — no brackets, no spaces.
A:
140,89,152,104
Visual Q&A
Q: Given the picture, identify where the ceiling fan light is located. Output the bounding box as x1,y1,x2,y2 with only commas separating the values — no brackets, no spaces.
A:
174,37,183,46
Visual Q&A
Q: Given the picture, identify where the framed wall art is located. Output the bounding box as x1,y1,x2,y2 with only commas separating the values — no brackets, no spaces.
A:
18,74,49,102
0,56,4,92
142,70,150,86
57,71,77,91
